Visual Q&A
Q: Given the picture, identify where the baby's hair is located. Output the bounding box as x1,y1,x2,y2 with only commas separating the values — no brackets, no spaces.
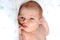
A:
18,1,43,18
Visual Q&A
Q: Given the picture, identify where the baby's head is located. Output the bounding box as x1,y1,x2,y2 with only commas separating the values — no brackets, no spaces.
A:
18,1,48,36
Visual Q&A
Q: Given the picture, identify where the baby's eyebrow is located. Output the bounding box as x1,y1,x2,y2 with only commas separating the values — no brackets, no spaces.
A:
21,16,24,18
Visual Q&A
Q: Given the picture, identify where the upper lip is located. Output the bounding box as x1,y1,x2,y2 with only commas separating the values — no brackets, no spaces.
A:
22,24,27,27
20,23,27,27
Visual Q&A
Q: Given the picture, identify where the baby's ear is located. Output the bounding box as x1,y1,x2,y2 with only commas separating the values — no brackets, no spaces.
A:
39,17,49,36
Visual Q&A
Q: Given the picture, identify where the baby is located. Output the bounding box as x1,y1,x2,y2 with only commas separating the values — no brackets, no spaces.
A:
18,1,49,40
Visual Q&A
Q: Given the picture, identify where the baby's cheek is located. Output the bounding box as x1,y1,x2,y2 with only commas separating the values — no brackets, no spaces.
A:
27,20,33,25
19,19,24,22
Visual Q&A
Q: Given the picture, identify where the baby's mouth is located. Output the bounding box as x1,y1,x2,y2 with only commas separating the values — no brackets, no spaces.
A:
22,25,27,28
20,23,27,28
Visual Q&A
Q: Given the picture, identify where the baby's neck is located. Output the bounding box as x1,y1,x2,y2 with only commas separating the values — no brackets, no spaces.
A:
21,27,41,35
20,28,45,40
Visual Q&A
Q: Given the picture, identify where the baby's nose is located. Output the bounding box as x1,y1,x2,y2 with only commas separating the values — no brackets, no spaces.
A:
23,19,28,23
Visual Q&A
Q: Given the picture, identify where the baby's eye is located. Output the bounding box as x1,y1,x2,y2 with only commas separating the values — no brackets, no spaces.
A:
20,17,25,20
30,18,34,20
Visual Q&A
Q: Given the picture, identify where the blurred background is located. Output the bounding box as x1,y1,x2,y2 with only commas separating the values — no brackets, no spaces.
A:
0,0,60,40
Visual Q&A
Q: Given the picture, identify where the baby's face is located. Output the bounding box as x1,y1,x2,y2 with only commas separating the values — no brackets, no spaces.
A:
18,8,41,32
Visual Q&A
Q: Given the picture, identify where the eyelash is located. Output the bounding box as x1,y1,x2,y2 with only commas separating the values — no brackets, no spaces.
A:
20,17,24,19
20,17,25,19
30,18,34,20
20,17,34,20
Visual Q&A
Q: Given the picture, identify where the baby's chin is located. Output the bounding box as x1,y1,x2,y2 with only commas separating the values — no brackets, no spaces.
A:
22,28,36,33
21,28,32,33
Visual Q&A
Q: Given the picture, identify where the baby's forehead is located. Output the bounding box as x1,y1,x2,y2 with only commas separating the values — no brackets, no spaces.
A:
21,7,41,16
21,7,39,14
20,8,41,18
